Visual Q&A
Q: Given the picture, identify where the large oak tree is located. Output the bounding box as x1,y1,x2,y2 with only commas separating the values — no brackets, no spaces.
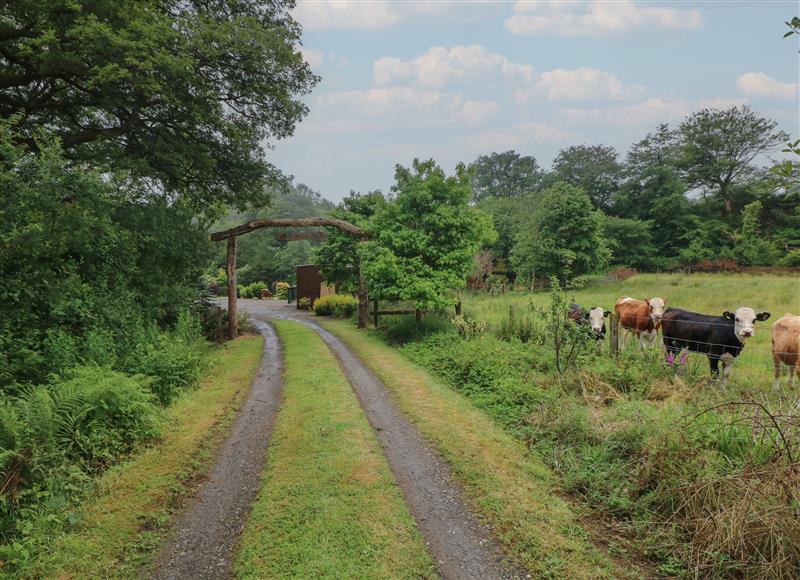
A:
0,0,318,210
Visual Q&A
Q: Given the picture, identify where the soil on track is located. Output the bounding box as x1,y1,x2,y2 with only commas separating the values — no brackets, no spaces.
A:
238,300,527,580
148,320,283,580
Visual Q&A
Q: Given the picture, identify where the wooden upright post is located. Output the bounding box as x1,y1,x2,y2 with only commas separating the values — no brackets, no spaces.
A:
372,299,379,329
609,312,620,359
357,260,368,329
226,236,238,339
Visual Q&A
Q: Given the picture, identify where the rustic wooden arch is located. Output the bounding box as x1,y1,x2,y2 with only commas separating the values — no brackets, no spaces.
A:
211,218,369,338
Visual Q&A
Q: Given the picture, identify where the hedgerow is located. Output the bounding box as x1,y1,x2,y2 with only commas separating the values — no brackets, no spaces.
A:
312,294,358,317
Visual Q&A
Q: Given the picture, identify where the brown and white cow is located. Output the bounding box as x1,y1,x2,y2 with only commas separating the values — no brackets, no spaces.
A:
614,296,666,349
772,313,800,390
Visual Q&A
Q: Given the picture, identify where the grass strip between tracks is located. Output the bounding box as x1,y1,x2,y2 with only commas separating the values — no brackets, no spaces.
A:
320,319,635,579
26,334,265,579
234,320,436,580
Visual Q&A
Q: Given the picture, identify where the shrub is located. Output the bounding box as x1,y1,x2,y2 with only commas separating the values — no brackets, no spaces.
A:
245,281,267,299
123,312,207,405
313,294,358,317
274,281,290,300
298,297,312,310
492,307,544,344
451,314,488,339
779,248,800,267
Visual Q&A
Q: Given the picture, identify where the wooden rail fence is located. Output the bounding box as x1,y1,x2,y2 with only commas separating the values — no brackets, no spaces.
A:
370,300,462,328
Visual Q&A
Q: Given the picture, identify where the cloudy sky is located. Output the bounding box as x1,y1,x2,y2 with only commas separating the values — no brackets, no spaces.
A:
271,0,799,201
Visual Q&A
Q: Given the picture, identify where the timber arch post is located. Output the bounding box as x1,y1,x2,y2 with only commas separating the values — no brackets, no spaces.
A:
211,217,369,338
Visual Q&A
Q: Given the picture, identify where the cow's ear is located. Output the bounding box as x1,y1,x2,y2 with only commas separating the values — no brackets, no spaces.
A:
723,311,734,320
756,312,771,321
603,310,611,317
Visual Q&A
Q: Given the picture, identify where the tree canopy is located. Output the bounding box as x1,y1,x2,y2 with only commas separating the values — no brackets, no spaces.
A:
318,160,496,310
0,0,318,211
314,191,386,292
468,150,545,202
552,144,623,211
678,105,788,214
511,183,608,283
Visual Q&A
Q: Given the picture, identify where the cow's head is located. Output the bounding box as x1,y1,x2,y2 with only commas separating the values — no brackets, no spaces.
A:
647,297,666,322
723,308,771,341
583,307,610,338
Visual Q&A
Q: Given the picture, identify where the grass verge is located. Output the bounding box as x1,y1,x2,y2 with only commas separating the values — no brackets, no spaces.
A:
319,319,634,579
234,320,435,580
22,334,264,579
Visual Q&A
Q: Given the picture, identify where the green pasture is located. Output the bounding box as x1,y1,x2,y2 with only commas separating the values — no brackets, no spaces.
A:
459,273,800,390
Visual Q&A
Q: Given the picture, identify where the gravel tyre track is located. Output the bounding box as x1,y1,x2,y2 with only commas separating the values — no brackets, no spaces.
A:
241,301,526,580
148,320,283,580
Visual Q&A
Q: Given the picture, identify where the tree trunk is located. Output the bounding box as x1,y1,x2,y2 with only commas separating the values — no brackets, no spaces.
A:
226,236,237,339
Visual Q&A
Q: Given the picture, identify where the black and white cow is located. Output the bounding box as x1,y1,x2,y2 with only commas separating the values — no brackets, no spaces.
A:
661,307,771,388
569,303,611,340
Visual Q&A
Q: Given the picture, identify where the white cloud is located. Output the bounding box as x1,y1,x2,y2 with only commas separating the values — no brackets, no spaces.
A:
462,121,570,150
294,1,493,31
299,47,324,69
462,130,521,150
519,121,571,143
736,72,798,99
454,101,500,125
374,44,535,88
560,96,747,128
513,67,645,102
294,1,399,30
505,0,702,36
317,87,457,118
316,89,502,127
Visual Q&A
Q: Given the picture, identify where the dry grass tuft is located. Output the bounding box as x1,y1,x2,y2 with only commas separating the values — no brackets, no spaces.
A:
666,464,800,578
646,376,692,402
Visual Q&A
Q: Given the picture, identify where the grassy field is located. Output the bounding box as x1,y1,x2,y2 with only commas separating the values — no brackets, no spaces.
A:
320,319,635,579
234,320,435,580
23,334,264,579
460,272,800,390
352,272,800,576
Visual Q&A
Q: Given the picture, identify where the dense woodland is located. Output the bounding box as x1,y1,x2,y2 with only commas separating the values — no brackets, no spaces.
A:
222,104,799,296
0,0,316,569
471,106,800,284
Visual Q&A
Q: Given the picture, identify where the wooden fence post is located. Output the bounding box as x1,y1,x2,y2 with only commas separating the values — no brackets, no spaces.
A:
357,261,368,329
226,236,238,339
372,299,379,329
455,301,462,316
609,312,620,359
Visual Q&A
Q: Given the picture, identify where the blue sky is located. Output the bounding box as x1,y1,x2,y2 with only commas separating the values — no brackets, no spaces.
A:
271,1,799,201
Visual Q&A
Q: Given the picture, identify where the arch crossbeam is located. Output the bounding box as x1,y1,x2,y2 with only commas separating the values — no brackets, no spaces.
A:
210,217,367,241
